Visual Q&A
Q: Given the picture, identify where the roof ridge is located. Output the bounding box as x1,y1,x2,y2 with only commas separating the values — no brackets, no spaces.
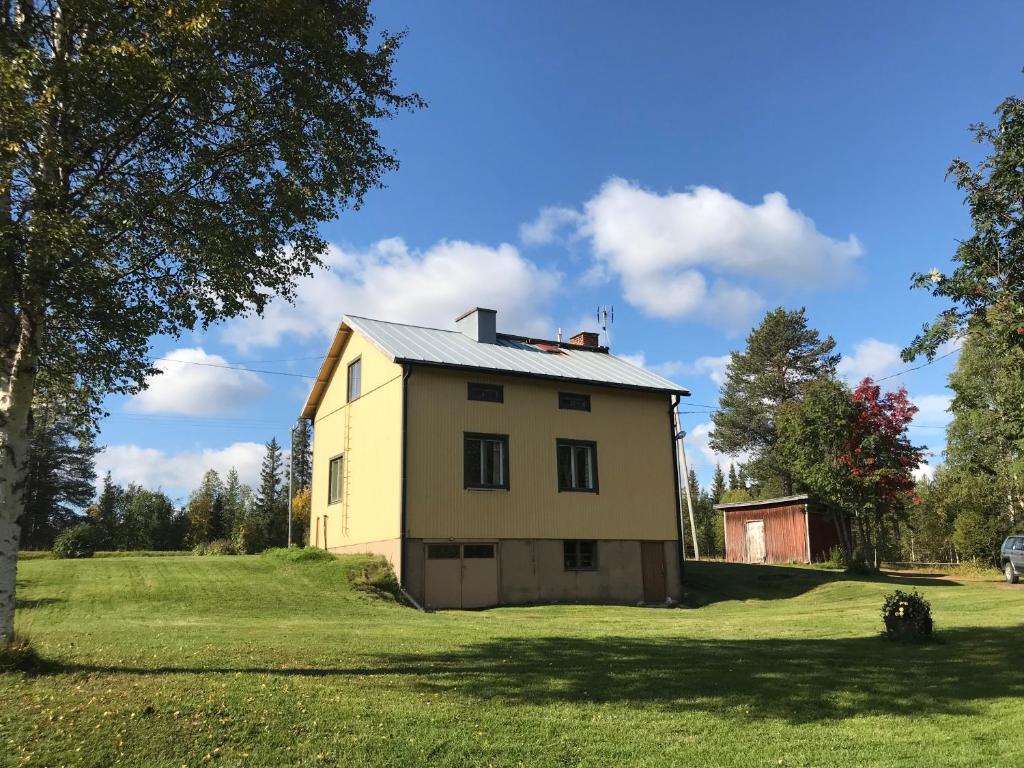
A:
345,315,461,334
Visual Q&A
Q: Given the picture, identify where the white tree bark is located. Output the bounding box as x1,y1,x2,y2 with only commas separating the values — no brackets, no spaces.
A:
0,317,40,646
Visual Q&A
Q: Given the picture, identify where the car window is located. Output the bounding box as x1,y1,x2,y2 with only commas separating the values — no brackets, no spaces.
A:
1015,539,1024,551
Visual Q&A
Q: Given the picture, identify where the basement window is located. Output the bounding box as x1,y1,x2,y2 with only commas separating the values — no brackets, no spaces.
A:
558,392,591,411
556,439,599,492
468,382,503,403
564,540,597,571
328,455,343,504
464,433,509,490
347,358,362,402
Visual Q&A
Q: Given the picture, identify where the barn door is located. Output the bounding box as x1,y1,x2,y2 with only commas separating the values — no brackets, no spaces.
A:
641,541,667,603
745,521,766,563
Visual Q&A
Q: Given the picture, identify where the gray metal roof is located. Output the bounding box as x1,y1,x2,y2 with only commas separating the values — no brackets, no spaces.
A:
715,494,811,510
345,315,689,395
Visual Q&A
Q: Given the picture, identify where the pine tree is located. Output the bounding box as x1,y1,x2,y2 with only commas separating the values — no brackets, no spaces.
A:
710,307,839,494
290,420,313,492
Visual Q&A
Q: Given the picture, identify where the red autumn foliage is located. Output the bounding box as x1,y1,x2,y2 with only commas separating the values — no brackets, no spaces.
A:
838,378,925,509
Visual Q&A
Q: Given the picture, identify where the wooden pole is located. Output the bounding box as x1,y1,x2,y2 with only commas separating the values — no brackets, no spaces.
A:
674,407,700,561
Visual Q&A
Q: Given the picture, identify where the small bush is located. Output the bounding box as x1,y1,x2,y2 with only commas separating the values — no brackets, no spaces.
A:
233,518,266,555
821,546,847,570
193,539,238,556
348,557,400,600
52,523,100,559
881,589,934,641
262,547,335,564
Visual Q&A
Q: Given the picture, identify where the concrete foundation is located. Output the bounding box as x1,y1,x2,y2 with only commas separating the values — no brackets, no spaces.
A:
403,538,681,608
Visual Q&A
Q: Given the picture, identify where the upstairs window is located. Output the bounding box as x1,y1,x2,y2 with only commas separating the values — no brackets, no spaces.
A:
468,382,503,403
564,540,597,571
556,439,598,492
347,358,362,402
328,455,344,504
464,433,509,490
558,392,591,411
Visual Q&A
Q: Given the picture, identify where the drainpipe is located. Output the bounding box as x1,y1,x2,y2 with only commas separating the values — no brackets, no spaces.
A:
674,406,700,561
399,364,411,593
669,397,686,586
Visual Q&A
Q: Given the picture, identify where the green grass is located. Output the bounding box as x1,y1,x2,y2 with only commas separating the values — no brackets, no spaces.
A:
4,554,1023,767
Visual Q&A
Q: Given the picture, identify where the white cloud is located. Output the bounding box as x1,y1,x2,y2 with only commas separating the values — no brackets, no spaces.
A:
534,178,861,331
128,348,268,416
619,352,731,386
519,206,584,245
688,421,749,474
912,462,937,483
222,238,562,352
838,338,903,383
911,393,952,429
96,441,266,495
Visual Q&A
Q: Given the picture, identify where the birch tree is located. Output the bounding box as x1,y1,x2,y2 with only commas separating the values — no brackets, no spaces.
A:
0,0,421,643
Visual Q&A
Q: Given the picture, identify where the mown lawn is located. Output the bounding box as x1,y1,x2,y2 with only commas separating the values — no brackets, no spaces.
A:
3,552,1023,767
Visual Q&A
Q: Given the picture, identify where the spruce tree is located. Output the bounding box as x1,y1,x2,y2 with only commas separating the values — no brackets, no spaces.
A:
710,307,839,494
90,473,123,548
710,465,726,505
253,438,287,549
21,410,99,549
185,470,225,547
290,420,313,492
222,468,251,540
728,463,739,491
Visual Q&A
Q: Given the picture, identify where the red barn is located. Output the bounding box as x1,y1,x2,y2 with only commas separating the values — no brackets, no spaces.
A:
715,495,844,564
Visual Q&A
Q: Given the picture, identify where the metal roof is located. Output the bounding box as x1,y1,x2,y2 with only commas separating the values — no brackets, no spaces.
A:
301,314,688,419
715,494,811,511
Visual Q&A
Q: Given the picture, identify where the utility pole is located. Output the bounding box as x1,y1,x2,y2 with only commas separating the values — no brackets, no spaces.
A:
287,423,296,548
674,408,700,561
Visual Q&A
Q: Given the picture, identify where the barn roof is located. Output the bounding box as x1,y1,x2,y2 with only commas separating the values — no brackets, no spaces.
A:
300,314,689,419
715,494,811,511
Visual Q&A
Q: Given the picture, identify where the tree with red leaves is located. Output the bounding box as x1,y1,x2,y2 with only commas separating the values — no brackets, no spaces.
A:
777,378,926,567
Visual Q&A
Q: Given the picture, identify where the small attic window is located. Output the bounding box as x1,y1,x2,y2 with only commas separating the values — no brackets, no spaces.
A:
533,342,564,354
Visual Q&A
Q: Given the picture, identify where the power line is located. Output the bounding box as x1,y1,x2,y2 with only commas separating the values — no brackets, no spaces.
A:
872,347,960,383
150,357,316,379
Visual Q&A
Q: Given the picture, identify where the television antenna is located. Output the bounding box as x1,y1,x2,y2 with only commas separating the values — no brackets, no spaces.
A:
597,305,614,347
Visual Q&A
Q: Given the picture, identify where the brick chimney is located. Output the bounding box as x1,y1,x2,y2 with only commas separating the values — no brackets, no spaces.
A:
570,331,600,348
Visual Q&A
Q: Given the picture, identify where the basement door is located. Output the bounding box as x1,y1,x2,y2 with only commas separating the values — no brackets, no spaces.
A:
641,541,667,603
424,543,498,609
745,520,766,563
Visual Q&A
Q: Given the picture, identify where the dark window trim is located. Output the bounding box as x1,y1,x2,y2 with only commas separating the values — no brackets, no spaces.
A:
467,382,504,403
563,540,599,571
558,392,591,412
464,432,510,490
346,357,362,402
556,438,599,493
327,453,344,505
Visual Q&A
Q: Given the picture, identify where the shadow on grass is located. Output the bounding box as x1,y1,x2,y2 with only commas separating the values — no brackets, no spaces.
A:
684,560,963,606
14,625,1024,723
15,597,62,609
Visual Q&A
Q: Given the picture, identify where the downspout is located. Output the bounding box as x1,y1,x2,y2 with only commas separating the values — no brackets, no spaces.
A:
395,366,419,614
401,364,413,593
669,396,686,587
804,503,811,563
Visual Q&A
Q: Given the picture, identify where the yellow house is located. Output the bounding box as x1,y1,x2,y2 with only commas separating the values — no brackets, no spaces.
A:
300,308,690,608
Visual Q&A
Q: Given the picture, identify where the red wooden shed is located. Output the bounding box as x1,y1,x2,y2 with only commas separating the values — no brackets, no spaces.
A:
715,494,844,564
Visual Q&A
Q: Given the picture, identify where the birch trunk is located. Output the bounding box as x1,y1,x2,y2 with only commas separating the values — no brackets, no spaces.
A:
0,312,41,645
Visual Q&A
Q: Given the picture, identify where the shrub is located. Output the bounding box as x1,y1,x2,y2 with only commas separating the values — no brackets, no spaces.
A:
233,518,267,555
881,589,934,641
52,523,100,559
193,539,238,556
347,556,400,600
261,547,335,564
821,545,848,570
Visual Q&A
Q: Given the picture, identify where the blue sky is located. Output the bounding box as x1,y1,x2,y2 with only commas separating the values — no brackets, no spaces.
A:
96,1,1024,499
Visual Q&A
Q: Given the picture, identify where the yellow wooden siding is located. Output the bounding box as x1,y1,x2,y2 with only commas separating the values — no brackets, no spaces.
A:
406,367,678,540
310,331,403,550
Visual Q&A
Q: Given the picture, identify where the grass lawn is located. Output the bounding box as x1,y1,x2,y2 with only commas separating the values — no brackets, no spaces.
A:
4,552,1023,767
